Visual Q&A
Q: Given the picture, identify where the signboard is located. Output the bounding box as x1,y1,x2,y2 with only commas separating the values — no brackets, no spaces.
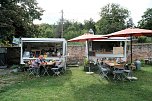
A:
12,38,20,45
113,47,123,55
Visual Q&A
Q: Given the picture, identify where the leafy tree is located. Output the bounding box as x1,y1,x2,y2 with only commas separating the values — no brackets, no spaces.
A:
138,8,152,29
56,21,62,38
36,23,56,38
63,20,87,40
96,3,130,35
137,8,152,43
0,0,43,44
126,18,135,28
84,18,96,34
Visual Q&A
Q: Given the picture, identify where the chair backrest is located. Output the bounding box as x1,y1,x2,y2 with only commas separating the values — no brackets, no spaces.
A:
56,60,65,68
96,61,101,67
96,62,104,71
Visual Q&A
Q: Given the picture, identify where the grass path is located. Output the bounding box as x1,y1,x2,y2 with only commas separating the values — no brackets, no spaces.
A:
0,66,152,101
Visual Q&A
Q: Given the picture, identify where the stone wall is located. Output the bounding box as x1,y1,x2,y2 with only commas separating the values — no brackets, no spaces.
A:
67,45,85,65
128,43,152,61
3,43,152,65
67,43,152,64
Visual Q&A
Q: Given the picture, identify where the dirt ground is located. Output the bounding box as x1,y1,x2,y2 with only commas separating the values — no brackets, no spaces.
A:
0,69,12,76
0,68,22,90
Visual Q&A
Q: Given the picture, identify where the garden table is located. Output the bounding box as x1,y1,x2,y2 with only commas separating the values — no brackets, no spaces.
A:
41,62,55,76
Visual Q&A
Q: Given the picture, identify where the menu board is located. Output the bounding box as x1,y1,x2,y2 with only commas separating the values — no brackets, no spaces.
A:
113,47,123,55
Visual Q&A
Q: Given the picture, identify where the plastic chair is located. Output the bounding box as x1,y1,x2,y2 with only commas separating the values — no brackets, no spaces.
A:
113,65,132,81
97,62,109,80
28,66,40,77
28,66,35,76
26,60,39,77
43,65,50,76
113,69,124,81
51,67,61,76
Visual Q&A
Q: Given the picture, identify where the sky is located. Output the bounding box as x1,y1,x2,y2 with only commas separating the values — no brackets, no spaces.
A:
34,0,152,26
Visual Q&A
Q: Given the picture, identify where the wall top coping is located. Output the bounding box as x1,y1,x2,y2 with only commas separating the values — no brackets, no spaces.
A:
133,43,152,46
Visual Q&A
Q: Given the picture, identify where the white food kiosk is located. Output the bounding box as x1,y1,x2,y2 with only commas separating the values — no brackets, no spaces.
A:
88,37,129,61
20,38,67,68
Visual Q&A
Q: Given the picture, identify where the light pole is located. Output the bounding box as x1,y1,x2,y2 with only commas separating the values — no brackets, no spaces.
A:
61,10,64,38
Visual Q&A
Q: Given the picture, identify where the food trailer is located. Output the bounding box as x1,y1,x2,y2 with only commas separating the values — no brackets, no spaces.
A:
88,37,129,61
20,38,67,68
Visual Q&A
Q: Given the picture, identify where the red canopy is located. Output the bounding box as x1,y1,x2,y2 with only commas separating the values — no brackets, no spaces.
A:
106,28,152,37
106,28,152,63
68,33,107,42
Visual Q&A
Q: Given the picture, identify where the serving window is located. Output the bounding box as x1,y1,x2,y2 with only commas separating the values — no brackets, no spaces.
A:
22,42,63,58
92,41,121,54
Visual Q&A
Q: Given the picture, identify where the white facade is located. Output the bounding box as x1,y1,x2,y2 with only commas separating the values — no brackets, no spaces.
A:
20,38,67,68
89,37,129,61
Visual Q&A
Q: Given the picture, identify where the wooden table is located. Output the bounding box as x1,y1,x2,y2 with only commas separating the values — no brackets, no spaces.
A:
104,61,123,68
41,62,55,76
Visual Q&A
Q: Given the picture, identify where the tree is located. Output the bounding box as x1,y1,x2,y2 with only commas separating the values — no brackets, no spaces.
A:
96,3,130,35
137,8,152,43
0,0,43,44
36,23,56,38
63,20,82,40
126,18,135,28
84,18,96,34
138,8,152,29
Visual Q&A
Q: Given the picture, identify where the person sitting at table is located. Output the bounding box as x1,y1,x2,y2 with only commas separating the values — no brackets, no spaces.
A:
31,55,45,76
116,57,126,64
54,55,65,73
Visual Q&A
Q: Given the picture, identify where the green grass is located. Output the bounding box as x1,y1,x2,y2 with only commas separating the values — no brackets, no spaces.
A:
0,65,152,101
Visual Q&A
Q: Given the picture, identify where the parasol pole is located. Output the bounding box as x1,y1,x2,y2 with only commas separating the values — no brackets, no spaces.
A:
130,35,134,78
130,35,133,63
87,39,90,72
86,39,93,74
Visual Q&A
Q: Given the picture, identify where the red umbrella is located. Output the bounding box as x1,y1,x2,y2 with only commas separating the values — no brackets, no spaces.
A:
106,28,152,63
68,33,107,58
68,33,107,42
106,28,152,37
68,33,107,73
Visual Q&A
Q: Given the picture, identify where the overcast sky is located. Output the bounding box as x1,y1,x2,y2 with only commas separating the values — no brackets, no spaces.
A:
34,0,152,26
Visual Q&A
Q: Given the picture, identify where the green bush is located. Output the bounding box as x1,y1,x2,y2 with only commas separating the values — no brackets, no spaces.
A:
138,36,147,43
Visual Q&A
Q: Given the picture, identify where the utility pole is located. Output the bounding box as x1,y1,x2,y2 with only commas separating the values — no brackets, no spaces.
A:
61,10,64,38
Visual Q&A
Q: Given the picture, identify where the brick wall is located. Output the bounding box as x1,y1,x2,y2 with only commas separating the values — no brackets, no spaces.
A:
67,43,152,64
127,43,152,61
3,43,152,65
67,45,85,65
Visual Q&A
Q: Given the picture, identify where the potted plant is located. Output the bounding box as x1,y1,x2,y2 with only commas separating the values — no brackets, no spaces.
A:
83,57,89,71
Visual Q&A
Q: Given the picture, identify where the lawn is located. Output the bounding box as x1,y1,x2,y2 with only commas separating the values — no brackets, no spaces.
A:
0,65,152,101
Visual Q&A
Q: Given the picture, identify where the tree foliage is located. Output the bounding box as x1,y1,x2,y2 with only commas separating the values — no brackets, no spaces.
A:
37,20,88,40
138,8,152,29
126,18,135,28
0,0,43,44
84,18,96,34
96,3,130,35
137,8,152,43
63,20,87,40
37,23,56,38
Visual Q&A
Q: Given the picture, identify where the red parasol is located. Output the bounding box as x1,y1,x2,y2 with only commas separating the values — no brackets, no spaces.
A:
68,33,107,73
68,33,107,42
106,28,152,62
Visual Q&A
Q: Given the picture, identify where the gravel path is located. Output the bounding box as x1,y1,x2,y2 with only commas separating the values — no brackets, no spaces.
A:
0,69,11,76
